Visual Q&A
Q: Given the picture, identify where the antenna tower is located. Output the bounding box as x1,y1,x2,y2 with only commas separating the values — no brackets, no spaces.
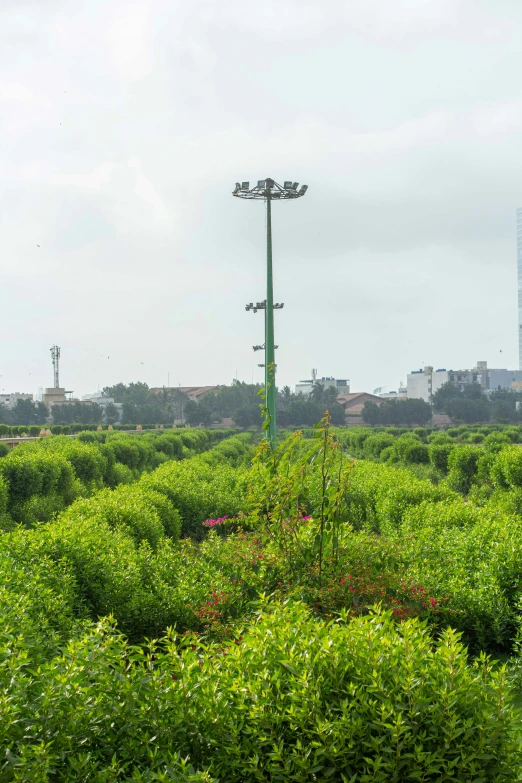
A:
51,345,61,388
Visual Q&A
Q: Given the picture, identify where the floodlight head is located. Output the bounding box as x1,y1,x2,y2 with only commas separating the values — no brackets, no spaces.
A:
233,179,308,200
299,185,308,194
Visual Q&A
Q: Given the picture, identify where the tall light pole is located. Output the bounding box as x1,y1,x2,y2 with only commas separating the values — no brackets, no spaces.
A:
233,178,308,446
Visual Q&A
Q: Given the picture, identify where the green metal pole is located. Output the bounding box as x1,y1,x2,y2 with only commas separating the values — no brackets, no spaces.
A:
265,187,277,447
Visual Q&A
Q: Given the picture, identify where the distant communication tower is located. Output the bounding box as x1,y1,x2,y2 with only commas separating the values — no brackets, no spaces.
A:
50,345,61,388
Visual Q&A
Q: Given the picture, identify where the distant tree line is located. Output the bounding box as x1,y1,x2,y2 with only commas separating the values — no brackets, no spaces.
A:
432,382,522,424
361,398,433,427
0,380,348,429
360,382,522,428
179,380,346,428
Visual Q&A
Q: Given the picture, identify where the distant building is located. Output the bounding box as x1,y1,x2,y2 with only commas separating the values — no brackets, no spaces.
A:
151,386,221,402
295,369,350,397
82,393,123,420
336,392,382,415
378,385,408,400
407,361,522,402
0,392,34,410
42,388,67,408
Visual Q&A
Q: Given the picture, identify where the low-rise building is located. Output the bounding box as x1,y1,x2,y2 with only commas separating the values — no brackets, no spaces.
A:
295,369,350,397
151,386,221,402
0,392,34,409
42,388,67,408
378,386,408,400
407,361,522,402
81,393,123,420
336,392,382,415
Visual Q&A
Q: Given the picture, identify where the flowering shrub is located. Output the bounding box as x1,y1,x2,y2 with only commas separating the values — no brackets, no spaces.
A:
311,571,443,621
203,516,228,528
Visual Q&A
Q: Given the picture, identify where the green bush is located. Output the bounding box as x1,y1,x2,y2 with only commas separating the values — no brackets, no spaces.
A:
484,432,512,453
0,604,516,781
402,441,429,464
428,442,454,473
65,488,165,550
427,432,453,444
446,445,482,494
345,461,456,535
0,450,75,521
467,432,485,443
362,433,395,460
23,514,162,639
140,457,247,539
491,445,522,489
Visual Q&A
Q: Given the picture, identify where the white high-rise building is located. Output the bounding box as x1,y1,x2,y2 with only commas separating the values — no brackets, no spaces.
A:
518,208,522,369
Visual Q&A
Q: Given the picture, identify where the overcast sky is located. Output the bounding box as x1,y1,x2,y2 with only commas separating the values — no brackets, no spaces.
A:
2,0,522,397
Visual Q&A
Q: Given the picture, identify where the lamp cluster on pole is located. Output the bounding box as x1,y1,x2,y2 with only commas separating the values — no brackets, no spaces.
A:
233,178,308,447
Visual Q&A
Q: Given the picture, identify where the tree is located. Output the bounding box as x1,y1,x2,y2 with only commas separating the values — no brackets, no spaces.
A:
431,382,461,413
36,402,49,423
233,404,262,428
362,398,432,427
104,402,119,424
446,397,490,424
328,403,346,425
11,399,37,426
361,401,382,426
102,383,127,403
184,400,213,427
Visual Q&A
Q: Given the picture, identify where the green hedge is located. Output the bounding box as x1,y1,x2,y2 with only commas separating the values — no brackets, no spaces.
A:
0,604,516,781
0,429,235,526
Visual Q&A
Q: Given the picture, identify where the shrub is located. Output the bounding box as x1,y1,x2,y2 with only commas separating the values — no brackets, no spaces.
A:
140,457,246,539
0,604,517,781
491,446,522,489
467,432,485,443
65,489,165,550
0,450,75,520
107,461,135,487
484,432,512,453
362,433,395,460
24,514,162,639
427,432,453,444
446,445,482,494
345,461,456,534
402,441,429,464
428,442,454,473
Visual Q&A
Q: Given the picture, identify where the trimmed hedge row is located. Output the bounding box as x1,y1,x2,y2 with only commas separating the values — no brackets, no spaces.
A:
0,604,516,781
0,429,236,527
0,433,254,639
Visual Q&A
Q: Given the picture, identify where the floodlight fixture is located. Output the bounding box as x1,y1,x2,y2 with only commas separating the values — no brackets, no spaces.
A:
232,176,308,447
232,179,307,202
